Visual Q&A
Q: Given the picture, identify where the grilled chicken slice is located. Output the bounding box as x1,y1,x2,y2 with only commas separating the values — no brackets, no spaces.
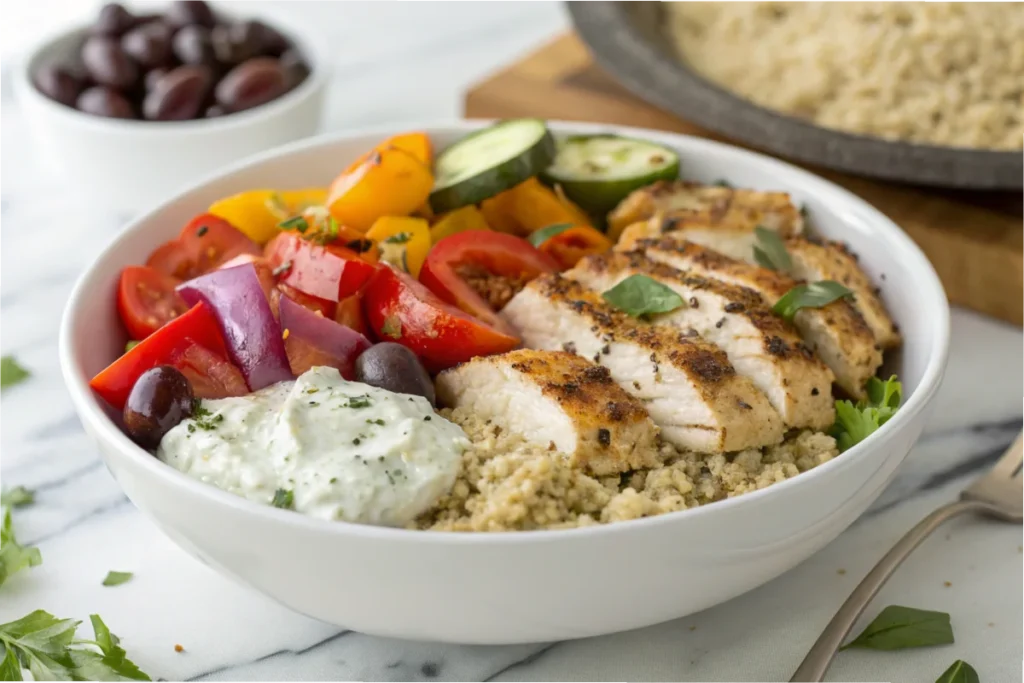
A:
436,350,660,475
638,238,882,398
502,274,784,453
784,238,901,349
567,252,835,430
609,180,804,252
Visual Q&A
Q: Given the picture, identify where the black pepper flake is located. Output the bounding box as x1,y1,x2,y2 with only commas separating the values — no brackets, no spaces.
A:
689,297,699,308
724,302,744,313
684,328,699,338
633,380,641,390
597,428,611,446
601,344,610,355
196,225,209,237
353,438,361,445
649,352,657,362
423,415,432,421
715,317,726,328
737,399,752,410
593,353,601,363
562,341,577,354
811,387,820,396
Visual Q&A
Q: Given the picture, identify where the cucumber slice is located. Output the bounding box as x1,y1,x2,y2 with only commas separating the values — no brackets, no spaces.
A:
540,135,681,220
429,119,555,213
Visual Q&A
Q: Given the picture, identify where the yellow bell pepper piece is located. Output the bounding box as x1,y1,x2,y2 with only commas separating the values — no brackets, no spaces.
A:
479,191,523,235
365,216,431,278
430,206,490,243
328,147,434,232
477,178,592,237
209,188,328,244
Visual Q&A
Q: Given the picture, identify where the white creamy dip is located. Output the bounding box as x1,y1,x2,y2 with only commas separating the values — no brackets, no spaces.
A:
157,366,468,527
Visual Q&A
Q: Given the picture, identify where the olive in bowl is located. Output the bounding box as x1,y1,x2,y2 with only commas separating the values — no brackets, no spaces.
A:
355,343,436,406
123,366,195,449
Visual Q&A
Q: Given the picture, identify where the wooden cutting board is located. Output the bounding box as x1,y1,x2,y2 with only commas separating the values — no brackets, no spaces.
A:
464,34,1023,325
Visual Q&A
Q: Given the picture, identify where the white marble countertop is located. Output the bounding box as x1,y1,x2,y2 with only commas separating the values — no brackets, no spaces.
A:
1,2,1022,681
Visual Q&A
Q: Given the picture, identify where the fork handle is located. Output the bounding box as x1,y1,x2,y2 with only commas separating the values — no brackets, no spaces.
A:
790,499,987,682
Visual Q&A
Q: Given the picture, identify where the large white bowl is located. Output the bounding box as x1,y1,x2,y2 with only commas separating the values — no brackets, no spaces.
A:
14,13,328,214
59,121,950,644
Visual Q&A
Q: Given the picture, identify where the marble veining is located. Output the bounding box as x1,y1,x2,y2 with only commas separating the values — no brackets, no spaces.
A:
1,2,1021,682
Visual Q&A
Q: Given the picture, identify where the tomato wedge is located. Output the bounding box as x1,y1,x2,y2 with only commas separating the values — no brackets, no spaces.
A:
264,232,376,302
363,265,520,371
117,266,189,340
91,303,245,410
146,214,261,280
418,231,558,333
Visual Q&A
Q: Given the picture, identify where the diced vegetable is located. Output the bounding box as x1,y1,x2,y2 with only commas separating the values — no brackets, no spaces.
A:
540,134,680,219
177,263,293,391
430,206,490,243
90,303,241,410
146,214,261,280
531,224,613,270
208,188,328,244
362,265,520,371
419,231,558,333
429,119,556,213
382,132,432,166
272,282,336,319
334,292,370,337
479,190,523,235
264,232,377,302
327,146,433,232
117,266,189,340
279,295,371,379
365,216,431,278
479,178,592,237
218,254,275,301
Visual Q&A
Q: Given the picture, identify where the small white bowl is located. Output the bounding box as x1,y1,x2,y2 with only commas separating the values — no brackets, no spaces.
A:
60,121,950,644
14,14,328,214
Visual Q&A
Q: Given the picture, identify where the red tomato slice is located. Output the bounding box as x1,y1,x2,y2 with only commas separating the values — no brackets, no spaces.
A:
419,231,558,334
334,292,369,337
90,302,242,410
147,214,260,280
264,232,376,302
363,265,520,371
117,266,189,340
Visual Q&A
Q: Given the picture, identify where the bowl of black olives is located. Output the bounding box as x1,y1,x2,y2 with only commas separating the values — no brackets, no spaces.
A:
15,1,327,213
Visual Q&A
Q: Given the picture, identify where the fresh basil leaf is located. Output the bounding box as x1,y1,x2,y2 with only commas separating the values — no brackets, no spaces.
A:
102,571,133,587
271,489,294,509
0,507,42,589
1,357,30,391
0,645,23,680
528,223,574,248
840,605,953,651
602,275,685,319
773,280,854,321
830,375,902,452
1,487,34,508
752,226,792,272
936,660,980,683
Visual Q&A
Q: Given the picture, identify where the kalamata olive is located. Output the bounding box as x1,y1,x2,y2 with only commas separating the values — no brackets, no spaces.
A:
76,86,135,118
33,64,85,107
172,25,216,66
93,3,135,37
214,57,286,112
355,343,436,406
143,65,211,120
144,67,169,91
279,49,309,91
123,366,194,449
121,22,172,69
211,22,261,65
251,20,290,57
205,104,225,117
165,0,216,29
81,36,139,89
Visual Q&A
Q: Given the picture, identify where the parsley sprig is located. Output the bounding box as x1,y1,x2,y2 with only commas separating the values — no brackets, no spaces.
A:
1,498,41,589
831,375,902,452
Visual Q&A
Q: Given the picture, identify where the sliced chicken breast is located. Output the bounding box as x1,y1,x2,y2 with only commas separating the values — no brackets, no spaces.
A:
566,252,835,430
502,274,784,453
638,238,882,398
784,237,901,349
609,180,805,250
436,350,660,475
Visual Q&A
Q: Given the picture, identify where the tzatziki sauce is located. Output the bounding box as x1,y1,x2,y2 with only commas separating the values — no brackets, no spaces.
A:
157,366,468,527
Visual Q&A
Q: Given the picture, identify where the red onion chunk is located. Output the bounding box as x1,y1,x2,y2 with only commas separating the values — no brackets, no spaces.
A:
279,293,371,379
177,263,293,391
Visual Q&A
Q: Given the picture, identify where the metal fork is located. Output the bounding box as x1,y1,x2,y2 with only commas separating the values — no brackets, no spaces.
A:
791,432,1023,682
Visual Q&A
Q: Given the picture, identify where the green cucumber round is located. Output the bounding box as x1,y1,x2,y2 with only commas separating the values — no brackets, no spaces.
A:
429,119,555,213
540,135,681,221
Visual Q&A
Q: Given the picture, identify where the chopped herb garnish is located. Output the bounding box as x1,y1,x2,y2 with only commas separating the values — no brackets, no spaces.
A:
366,418,385,426
352,438,361,445
124,340,140,353
329,477,338,484
1,486,34,508
752,226,792,272
102,571,133,587
0,611,151,681
306,388,319,394
602,274,685,319
383,232,413,245
308,401,319,407
527,223,573,248
381,315,403,340
0,504,41,588
1,356,30,391
423,416,432,421
935,660,979,683
272,260,293,277
271,489,294,510
841,605,953,651
345,395,372,409
831,375,902,451
279,215,309,233
772,280,854,321
196,225,209,237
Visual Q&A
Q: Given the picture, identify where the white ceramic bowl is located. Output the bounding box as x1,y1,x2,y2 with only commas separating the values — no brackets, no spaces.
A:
14,14,328,214
60,121,950,644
